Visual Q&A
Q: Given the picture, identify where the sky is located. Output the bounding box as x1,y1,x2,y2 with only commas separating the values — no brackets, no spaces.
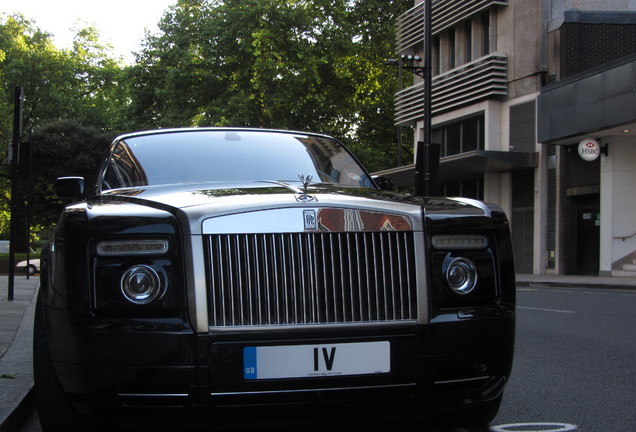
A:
1,0,177,64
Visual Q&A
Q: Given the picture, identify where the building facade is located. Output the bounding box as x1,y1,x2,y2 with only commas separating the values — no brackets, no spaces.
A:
381,0,636,277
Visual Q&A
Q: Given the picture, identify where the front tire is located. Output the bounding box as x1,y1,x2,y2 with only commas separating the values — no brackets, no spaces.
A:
457,394,503,426
33,294,106,432
431,394,503,428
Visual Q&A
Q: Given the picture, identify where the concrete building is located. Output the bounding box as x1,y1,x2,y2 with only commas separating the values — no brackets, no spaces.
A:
380,0,636,277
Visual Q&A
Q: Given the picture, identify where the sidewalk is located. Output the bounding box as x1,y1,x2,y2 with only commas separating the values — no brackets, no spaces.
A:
0,276,39,432
0,273,635,432
515,273,636,289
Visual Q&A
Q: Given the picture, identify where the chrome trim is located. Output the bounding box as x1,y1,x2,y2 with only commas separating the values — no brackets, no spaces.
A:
120,265,163,305
211,383,417,397
434,376,490,385
208,320,417,332
184,233,209,333
202,208,413,234
414,231,429,325
445,257,478,295
118,393,189,398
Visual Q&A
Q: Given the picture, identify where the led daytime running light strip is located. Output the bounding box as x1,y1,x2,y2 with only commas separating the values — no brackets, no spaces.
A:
97,239,169,256
432,235,487,250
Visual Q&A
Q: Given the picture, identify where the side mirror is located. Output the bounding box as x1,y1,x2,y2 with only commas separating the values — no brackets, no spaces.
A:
373,175,395,191
56,177,85,200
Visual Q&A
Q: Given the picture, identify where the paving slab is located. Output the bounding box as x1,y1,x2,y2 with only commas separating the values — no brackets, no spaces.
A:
0,276,39,432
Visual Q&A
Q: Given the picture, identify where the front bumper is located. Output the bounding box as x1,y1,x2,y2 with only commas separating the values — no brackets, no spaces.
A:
51,305,514,428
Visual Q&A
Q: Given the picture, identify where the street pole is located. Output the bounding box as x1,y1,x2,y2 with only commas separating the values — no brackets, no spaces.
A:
398,55,403,167
414,0,440,197
8,86,24,301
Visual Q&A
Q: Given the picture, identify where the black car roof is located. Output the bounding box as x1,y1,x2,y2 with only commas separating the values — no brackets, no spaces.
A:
114,127,335,142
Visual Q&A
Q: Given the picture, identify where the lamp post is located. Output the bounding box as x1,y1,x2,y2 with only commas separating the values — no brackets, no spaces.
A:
8,86,24,301
415,0,439,197
387,0,439,197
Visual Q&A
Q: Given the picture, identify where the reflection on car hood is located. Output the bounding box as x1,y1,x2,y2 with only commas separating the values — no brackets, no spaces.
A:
95,181,428,235
100,181,417,210
93,181,501,236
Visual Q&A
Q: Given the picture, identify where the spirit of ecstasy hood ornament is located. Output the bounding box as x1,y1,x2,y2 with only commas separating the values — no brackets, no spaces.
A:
297,174,316,202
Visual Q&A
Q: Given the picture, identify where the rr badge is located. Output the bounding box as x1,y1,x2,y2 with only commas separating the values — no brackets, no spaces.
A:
303,210,317,231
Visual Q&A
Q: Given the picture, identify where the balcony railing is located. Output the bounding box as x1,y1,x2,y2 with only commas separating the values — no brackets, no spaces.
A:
397,0,508,53
394,53,507,126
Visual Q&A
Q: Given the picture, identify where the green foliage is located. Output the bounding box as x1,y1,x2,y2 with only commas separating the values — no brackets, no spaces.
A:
0,14,127,137
0,14,127,241
127,0,412,171
28,120,116,228
0,2,414,238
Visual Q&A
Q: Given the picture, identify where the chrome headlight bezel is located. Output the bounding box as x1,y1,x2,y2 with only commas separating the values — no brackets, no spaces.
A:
120,264,165,305
444,257,478,295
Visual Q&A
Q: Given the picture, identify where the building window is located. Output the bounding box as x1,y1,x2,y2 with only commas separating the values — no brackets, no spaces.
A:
433,35,441,76
464,19,473,63
446,122,461,155
462,116,480,152
449,27,456,69
481,11,490,55
432,115,484,158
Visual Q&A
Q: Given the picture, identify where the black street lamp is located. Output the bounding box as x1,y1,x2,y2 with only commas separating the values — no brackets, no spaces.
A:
384,55,425,78
386,0,439,197
8,86,24,301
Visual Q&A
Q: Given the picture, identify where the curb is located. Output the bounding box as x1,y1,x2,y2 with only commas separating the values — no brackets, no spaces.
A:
516,280,636,290
0,279,38,432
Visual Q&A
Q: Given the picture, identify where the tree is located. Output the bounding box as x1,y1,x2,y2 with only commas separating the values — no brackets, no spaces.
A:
28,120,116,229
0,14,126,245
68,26,130,131
128,0,412,171
0,15,124,137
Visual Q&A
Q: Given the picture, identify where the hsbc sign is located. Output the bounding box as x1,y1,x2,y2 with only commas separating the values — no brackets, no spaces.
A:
578,138,601,161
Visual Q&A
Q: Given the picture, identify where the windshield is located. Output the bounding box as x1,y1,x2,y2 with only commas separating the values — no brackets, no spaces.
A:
100,130,374,191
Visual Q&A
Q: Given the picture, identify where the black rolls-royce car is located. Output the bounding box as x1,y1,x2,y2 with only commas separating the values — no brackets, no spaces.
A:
34,128,515,431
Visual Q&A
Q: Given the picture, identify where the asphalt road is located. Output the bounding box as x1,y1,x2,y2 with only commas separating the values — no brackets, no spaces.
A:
490,285,636,432
18,285,636,432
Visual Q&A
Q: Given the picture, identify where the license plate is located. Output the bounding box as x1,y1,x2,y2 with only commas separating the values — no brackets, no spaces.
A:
243,341,390,380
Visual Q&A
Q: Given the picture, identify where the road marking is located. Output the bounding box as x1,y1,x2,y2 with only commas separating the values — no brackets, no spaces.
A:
490,422,578,432
518,306,574,314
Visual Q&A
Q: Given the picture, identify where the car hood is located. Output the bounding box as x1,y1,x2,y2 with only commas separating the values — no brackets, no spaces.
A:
95,181,424,234
89,181,500,235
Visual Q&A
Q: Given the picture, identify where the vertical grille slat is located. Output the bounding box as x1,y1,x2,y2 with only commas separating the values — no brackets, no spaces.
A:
206,231,417,328
371,233,381,321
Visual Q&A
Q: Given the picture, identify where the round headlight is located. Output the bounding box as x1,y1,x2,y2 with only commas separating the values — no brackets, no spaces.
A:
120,265,163,305
445,257,478,295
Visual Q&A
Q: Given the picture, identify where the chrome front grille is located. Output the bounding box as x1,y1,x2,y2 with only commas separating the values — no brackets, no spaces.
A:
205,232,417,328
